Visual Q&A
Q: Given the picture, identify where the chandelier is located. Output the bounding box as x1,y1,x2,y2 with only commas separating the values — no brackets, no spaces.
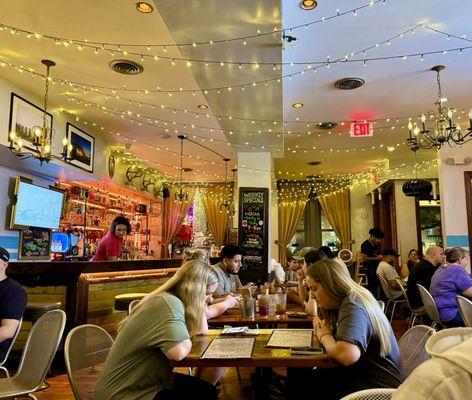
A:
8,59,72,165
175,135,188,202
219,158,235,216
406,65,472,151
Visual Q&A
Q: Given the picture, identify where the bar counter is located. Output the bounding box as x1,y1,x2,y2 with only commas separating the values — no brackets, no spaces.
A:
8,259,184,337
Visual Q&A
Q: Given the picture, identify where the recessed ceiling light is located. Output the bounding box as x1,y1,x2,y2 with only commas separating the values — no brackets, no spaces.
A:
292,102,304,109
299,0,318,10
387,146,395,152
136,2,153,13
197,104,208,110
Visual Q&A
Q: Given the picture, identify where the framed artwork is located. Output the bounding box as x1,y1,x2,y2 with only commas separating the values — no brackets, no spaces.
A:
66,122,95,173
8,93,53,150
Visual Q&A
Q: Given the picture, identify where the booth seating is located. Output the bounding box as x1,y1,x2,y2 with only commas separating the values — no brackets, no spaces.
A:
114,293,147,314
24,302,62,324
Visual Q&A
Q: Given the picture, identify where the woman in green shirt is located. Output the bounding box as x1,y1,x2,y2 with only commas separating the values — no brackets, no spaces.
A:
94,261,219,400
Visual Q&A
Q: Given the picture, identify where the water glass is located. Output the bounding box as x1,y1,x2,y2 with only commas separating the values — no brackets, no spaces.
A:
242,298,255,319
275,293,287,315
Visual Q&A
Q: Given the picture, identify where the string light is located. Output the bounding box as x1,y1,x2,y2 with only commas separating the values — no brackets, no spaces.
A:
0,1,386,52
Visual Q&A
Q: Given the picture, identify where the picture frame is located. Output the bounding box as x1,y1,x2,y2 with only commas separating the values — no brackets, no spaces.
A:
8,93,53,151
66,122,95,173
18,228,51,260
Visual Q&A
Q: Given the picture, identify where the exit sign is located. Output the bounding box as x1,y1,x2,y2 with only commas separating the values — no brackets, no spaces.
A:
350,122,374,137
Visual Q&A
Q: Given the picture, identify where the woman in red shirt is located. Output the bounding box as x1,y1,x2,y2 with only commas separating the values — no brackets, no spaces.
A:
92,216,132,261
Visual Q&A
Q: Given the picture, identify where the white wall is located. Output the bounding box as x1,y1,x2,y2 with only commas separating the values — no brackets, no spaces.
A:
438,142,472,249
350,184,373,253
394,180,419,263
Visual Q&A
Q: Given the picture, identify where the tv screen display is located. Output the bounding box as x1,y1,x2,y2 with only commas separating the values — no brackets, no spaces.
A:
51,232,69,253
11,180,64,230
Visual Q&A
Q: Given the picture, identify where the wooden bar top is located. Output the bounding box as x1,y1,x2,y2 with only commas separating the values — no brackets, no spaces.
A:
172,329,337,368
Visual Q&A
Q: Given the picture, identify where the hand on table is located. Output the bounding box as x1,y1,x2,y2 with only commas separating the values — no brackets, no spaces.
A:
224,294,241,308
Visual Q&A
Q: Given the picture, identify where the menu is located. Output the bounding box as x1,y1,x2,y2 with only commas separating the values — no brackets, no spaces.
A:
201,337,255,359
238,188,269,283
19,228,51,260
266,329,313,348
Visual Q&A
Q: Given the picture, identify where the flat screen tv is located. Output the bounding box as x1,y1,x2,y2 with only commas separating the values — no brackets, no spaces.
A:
10,177,65,230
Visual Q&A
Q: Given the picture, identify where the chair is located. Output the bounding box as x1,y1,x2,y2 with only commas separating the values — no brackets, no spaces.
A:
114,293,147,315
456,295,472,327
377,300,385,313
0,317,22,378
65,324,114,400
396,278,428,328
340,388,396,400
128,299,141,314
354,252,367,286
416,284,443,330
0,309,66,399
377,274,407,323
398,325,435,376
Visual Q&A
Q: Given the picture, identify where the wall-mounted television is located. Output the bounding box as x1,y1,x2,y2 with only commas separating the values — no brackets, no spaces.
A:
10,177,65,230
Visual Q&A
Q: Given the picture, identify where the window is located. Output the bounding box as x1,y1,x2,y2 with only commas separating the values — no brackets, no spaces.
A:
321,210,340,251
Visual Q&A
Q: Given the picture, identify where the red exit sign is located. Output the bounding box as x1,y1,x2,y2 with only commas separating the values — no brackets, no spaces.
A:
350,122,374,137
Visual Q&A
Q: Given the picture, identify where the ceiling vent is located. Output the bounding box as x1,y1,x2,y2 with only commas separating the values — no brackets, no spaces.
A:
334,77,365,90
306,174,321,179
109,60,144,75
307,161,321,166
182,167,193,172
318,122,337,130
160,133,171,140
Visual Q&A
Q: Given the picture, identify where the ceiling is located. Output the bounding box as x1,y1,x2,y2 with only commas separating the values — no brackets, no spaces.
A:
0,0,470,182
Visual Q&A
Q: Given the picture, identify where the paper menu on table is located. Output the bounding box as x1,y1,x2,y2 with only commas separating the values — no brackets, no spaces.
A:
201,337,255,359
266,329,313,348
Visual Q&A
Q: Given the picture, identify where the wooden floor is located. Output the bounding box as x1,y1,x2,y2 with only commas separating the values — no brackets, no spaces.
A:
31,319,408,400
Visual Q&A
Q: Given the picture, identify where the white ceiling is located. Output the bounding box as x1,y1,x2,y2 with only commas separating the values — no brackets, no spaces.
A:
0,0,471,182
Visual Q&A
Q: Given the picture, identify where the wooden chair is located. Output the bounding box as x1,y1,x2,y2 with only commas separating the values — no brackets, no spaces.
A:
354,252,367,286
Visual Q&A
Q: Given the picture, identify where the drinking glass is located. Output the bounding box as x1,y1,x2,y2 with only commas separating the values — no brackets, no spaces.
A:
275,293,287,315
257,294,269,316
242,298,255,319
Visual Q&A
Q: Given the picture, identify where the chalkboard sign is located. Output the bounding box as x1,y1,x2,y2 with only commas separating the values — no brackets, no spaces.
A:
18,228,51,260
238,187,269,283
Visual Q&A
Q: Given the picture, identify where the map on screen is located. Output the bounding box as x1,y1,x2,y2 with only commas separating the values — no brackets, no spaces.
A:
13,181,64,229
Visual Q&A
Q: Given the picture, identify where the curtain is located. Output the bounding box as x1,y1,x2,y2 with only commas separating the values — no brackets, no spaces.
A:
277,182,310,265
201,185,230,246
304,195,322,248
318,188,351,249
161,186,194,258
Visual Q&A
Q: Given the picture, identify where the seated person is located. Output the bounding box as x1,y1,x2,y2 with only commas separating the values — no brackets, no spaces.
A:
406,246,444,309
94,261,218,400
184,248,239,319
284,255,301,283
0,247,27,363
430,247,472,327
211,245,252,296
319,246,349,271
376,248,404,298
402,249,420,277
288,259,404,399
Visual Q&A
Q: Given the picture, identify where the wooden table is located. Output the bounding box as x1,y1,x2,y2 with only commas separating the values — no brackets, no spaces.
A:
208,303,312,326
172,329,336,368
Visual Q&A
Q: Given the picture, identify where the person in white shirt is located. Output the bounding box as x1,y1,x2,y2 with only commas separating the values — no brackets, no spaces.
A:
268,258,285,284
376,248,403,298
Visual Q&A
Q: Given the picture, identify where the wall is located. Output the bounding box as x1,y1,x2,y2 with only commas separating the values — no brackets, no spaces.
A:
350,184,373,254
394,180,419,263
438,141,472,250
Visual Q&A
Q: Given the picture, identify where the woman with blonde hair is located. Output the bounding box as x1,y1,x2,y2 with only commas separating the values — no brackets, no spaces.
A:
182,248,209,264
94,261,218,400
288,259,404,399
430,247,472,327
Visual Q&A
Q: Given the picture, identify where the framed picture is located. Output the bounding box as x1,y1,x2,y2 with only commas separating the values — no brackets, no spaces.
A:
8,93,53,151
66,122,95,173
18,228,51,260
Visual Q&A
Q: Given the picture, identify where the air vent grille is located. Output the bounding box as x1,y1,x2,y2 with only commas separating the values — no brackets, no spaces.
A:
109,60,144,75
334,77,365,90
318,122,337,130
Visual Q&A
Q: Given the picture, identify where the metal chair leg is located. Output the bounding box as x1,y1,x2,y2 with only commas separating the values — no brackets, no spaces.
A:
390,302,397,323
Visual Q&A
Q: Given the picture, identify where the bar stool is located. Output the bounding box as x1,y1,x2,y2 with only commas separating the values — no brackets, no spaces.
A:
24,302,62,324
114,293,147,315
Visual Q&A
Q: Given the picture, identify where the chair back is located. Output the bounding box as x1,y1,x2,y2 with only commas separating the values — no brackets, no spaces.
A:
340,388,396,400
14,309,66,391
456,295,472,327
353,252,362,283
396,279,413,310
398,324,435,376
128,299,141,315
0,317,23,378
416,284,441,324
377,300,385,313
377,274,394,299
65,324,114,400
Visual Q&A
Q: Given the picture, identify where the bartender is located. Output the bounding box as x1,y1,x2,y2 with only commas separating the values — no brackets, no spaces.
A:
92,216,133,261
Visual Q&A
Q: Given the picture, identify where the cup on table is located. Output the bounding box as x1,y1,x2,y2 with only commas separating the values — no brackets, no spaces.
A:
257,294,270,316
275,293,287,315
242,298,255,319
